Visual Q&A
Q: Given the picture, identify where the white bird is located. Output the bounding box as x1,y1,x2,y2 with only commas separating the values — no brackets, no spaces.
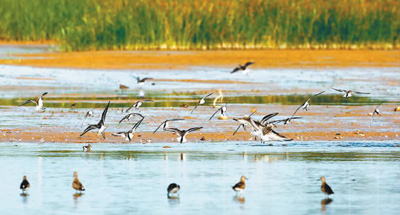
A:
191,93,213,114
125,100,153,112
19,92,48,111
209,104,227,121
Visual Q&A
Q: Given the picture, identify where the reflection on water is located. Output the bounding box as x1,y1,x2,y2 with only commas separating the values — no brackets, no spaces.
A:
0,143,399,215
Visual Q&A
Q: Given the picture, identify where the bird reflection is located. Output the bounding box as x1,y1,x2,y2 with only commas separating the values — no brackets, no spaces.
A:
73,193,83,200
138,89,145,98
168,196,180,206
180,153,186,161
233,195,245,204
321,198,333,212
20,193,29,204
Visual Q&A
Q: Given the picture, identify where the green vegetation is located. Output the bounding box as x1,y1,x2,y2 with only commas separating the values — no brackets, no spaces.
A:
0,0,399,51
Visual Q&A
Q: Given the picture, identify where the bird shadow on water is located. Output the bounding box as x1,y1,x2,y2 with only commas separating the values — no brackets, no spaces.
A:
321,198,333,212
20,193,29,204
168,196,180,207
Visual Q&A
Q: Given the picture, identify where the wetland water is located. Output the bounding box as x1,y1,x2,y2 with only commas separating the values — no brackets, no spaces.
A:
0,142,399,215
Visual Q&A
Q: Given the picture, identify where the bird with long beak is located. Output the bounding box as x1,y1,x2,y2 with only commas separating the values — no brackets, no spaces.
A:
232,176,248,194
80,101,110,139
19,92,48,111
72,171,85,193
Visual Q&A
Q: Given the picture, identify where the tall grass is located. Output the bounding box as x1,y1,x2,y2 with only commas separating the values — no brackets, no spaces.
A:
0,0,399,51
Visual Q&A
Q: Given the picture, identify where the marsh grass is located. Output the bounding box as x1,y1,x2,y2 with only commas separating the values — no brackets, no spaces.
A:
0,0,399,51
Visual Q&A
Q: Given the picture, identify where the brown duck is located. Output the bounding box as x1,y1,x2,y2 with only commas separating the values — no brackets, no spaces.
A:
320,176,334,197
72,171,85,193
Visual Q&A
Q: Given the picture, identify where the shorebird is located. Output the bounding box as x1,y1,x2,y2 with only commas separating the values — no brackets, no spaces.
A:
232,112,275,137
230,62,255,75
119,113,144,124
119,82,129,90
332,88,370,98
370,102,383,126
125,100,153,112
167,183,181,198
232,176,247,194
269,116,302,126
244,116,292,142
80,101,110,139
133,76,153,86
209,104,227,120
319,176,334,198
20,175,30,193
191,93,213,114
82,144,91,152
112,118,144,141
72,171,85,193
81,108,95,128
153,118,184,133
165,127,203,143
289,91,325,122
19,92,48,111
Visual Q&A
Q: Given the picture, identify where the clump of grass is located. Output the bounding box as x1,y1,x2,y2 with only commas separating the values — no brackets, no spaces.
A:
0,0,398,51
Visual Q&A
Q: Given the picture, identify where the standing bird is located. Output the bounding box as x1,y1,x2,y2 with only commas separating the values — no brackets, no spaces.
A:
153,119,184,133
82,144,91,152
80,101,110,139
19,92,48,111
289,91,325,122
370,102,383,126
72,171,85,193
319,176,334,198
230,62,255,75
133,76,153,86
332,88,370,98
232,176,248,194
125,100,153,112
209,104,227,120
20,175,30,193
112,118,144,141
165,127,203,143
191,93,213,114
167,183,181,198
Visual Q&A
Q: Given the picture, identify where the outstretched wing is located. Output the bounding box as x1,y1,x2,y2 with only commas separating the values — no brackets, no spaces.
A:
190,104,199,114
332,88,346,92
100,101,111,125
230,66,241,74
202,92,213,100
153,120,167,133
260,112,279,125
233,124,245,136
141,77,153,82
244,61,255,68
290,104,303,120
119,113,134,124
307,90,325,102
19,99,37,106
352,91,370,95
209,107,222,121
112,132,126,137
187,127,203,133
80,124,99,137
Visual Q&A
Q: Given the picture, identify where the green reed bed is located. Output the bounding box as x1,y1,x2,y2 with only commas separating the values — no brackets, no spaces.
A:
0,0,399,51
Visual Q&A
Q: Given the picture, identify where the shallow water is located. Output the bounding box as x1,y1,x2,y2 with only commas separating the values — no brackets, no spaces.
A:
1,142,399,215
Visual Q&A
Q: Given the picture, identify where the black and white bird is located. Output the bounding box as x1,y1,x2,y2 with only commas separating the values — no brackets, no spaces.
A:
72,171,85,193
232,176,247,194
167,183,181,198
230,62,255,75
332,88,370,98
125,100,153,112
80,101,110,139
19,92,48,111
82,144,91,152
209,104,227,120
112,118,144,141
319,176,334,198
20,175,30,193
81,108,95,128
191,93,213,114
119,113,144,124
165,127,203,143
153,118,184,133
242,116,292,142
289,91,325,122
232,112,275,137
133,76,153,86
370,102,383,126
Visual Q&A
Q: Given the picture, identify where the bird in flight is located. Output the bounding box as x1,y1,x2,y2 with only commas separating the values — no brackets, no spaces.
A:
165,127,203,143
80,101,110,139
332,88,370,98
153,118,184,133
230,62,255,75
191,93,213,114
133,76,153,86
19,92,48,111
289,91,325,123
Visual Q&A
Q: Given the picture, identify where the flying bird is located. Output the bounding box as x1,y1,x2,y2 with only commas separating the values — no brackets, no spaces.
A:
165,127,203,143
19,92,48,111
119,113,144,124
230,62,255,75
289,91,325,122
133,76,153,86
125,100,153,112
153,118,184,133
209,104,227,121
81,108,95,128
80,101,110,139
112,118,144,141
370,102,383,126
191,93,213,114
332,88,370,98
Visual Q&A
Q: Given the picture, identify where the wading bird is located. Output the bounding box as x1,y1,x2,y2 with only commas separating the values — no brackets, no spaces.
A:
72,171,85,193
319,176,334,198
20,176,30,193
167,183,181,198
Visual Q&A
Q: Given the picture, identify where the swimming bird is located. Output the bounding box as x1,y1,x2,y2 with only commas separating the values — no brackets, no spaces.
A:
72,171,85,193
165,127,203,143
209,104,227,120
332,88,370,98
82,144,91,152
20,175,30,193
319,176,334,198
153,119,184,133
112,118,144,141
230,62,255,75
80,101,110,139
125,100,153,112
133,76,153,86
19,92,48,111
232,176,247,194
119,113,144,124
370,102,383,126
289,91,325,122
191,93,213,114
167,183,181,198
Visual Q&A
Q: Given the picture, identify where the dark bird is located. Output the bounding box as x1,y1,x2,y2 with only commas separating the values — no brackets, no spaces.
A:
72,171,85,193
232,176,248,193
165,127,203,143
80,101,110,139
230,62,255,75
125,100,153,112
82,144,91,152
20,175,30,193
119,113,144,124
153,118,184,133
133,76,153,86
332,88,370,98
320,176,334,197
167,183,181,198
289,91,325,122
112,118,144,141
191,93,213,114
209,104,227,121
19,92,48,111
